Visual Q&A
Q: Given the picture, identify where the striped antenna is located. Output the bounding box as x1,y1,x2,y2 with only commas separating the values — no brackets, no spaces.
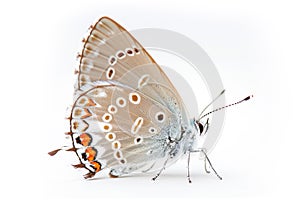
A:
199,94,253,120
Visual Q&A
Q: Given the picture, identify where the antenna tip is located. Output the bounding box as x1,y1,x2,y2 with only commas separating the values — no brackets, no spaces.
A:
244,95,253,101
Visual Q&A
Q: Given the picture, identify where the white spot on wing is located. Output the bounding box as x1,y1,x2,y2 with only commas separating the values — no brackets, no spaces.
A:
125,48,134,56
91,88,107,98
155,112,165,123
148,127,157,134
116,97,126,107
138,74,150,88
114,150,123,160
102,113,112,122
93,51,99,57
116,50,126,59
108,56,117,65
105,132,116,142
106,67,115,80
131,117,144,134
112,141,121,150
108,105,118,114
98,122,112,132
132,46,140,54
119,158,127,165
129,92,141,104
134,137,143,145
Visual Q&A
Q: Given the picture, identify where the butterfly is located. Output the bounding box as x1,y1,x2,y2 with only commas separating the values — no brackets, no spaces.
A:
49,16,251,182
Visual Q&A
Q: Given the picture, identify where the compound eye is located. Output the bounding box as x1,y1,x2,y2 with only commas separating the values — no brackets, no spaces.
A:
196,121,204,135
199,123,204,135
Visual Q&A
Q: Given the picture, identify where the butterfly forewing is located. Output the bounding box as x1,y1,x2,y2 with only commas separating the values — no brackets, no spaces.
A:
77,17,183,102
78,17,149,87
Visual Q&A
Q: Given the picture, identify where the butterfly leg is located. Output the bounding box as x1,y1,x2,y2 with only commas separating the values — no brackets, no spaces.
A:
152,157,169,181
201,149,222,180
204,156,211,174
187,151,192,183
189,149,222,180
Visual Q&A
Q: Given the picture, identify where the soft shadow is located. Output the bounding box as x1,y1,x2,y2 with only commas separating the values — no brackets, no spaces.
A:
90,171,220,182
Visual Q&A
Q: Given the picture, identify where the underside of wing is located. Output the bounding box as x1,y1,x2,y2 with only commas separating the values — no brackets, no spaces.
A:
64,17,193,178
76,17,182,107
69,82,175,178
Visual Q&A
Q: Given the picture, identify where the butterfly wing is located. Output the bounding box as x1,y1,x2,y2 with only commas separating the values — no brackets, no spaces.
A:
68,17,192,178
76,17,184,108
70,82,178,177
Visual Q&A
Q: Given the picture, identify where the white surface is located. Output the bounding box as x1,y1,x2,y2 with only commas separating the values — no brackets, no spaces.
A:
1,0,299,199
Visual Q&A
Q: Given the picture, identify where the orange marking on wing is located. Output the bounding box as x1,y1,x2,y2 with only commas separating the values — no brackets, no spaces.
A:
90,161,101,172
85,147,97,161
80,133,92,146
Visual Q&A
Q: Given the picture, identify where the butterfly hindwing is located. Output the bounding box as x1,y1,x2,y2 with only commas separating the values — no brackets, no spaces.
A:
70,81,176,175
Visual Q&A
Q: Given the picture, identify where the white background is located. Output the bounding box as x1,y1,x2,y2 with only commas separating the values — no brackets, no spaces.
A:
1,0,299,199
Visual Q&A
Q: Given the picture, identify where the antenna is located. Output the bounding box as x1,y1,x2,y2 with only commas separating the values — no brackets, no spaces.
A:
198,89,225,119
199,94,253,120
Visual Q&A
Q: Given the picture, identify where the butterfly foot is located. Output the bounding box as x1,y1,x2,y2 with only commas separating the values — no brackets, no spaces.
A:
201,150,223,180
152,163,167,181
152,171,163,181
